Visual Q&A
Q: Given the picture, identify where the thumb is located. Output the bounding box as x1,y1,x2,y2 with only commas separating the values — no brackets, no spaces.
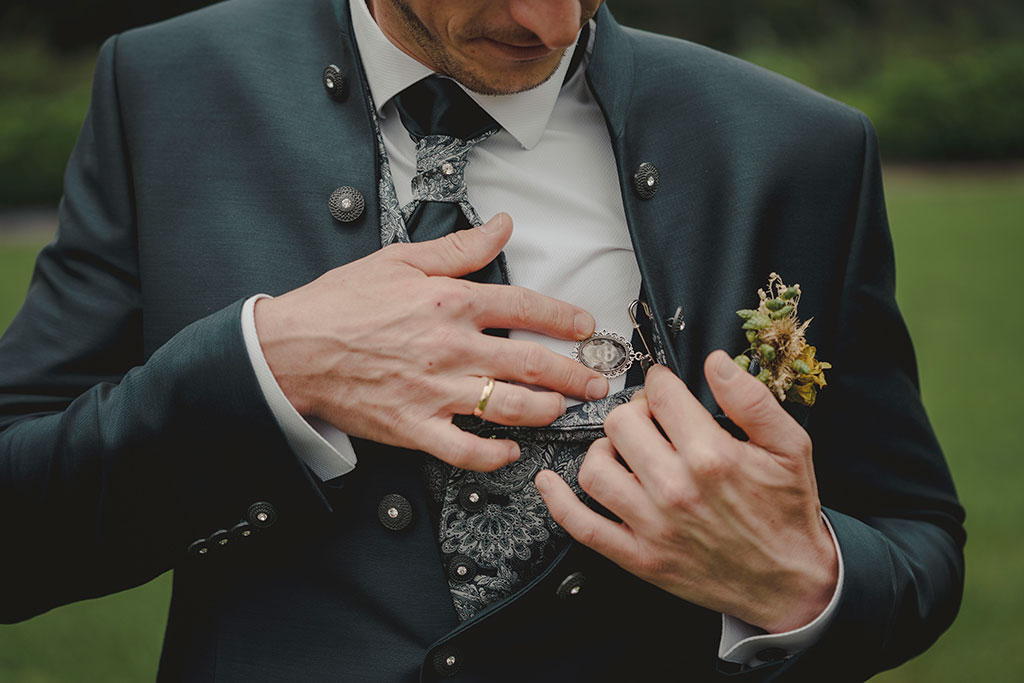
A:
704,350,811,459
399,213,512,277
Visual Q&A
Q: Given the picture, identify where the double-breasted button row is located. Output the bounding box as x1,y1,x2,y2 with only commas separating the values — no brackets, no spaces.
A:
377,493,413,531
188,501,275,558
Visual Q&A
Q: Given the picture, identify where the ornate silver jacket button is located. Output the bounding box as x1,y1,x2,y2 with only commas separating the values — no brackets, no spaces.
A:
447,554,478,583
377,493,413,531
556,571,587,599
329,186,365,223
457,486,487,512
632,161,659,199
246,501,277,529
430,647,463,677
187,538,210,558
322,64,345,101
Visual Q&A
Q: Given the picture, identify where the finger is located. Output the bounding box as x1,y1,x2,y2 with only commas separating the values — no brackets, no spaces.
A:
417,420,520,472
704,350,811,459
602,398,682,487
578,438,656,528
454,377,567,426
480,336,609,401
471,283,595,341
641,365,720,450
396,213,512,277
535,470,639,569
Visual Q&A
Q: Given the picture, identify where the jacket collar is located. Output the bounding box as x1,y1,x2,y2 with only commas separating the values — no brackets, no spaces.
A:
584,5,635,141
344,0,582,150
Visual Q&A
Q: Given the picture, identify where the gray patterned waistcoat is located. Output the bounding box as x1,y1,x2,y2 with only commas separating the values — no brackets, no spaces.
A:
367,96,641,621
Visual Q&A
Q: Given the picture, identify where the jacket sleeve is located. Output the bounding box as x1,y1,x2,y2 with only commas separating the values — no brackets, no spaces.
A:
759,115,966,681
0,35,329,624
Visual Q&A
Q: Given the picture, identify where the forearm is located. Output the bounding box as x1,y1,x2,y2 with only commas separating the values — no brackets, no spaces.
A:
0,300,329,623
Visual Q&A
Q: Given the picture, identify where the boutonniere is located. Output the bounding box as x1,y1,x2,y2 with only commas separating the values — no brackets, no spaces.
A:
733,273,831,406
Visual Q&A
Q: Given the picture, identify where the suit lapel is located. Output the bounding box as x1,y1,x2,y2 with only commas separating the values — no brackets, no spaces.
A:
585,8,695,384
586,7,736,407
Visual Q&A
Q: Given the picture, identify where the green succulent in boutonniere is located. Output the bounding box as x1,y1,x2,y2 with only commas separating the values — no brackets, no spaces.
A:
733,273,831,407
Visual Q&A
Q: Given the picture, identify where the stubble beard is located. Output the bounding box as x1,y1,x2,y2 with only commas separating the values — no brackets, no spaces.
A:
387,0,565,96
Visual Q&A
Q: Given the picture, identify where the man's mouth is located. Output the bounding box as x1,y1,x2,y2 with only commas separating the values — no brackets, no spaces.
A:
478,38,556,62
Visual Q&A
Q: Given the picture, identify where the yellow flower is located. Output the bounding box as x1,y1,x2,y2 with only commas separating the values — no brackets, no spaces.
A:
788,346,831,406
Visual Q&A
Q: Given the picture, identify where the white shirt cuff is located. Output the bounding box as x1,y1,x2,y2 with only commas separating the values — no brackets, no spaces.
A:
241,294,357,481
718,513,845,667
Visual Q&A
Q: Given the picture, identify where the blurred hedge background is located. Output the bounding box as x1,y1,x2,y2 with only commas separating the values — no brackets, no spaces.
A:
1,0,1023,206
1,0,1022,681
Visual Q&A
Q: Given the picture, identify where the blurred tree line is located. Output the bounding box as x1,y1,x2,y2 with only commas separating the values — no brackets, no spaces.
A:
1,0,1021,207
2,0,1020,55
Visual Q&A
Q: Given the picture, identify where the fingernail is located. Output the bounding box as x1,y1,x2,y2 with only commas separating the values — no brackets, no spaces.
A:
586,376,609,400
479,213,504,234
558,395,567,414
574,312,595,339
716,351,741,379
508,443,521,462
534,470,551,493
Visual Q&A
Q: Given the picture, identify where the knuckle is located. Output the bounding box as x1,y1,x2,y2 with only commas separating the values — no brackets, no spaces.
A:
433,280,472,313
745,383,778,420
429,326,464,356
509,288,535,327
555,361,582,396
792,429,813,458
441,229,471,257
444,440,472,469
518,343,547,384
578,455,599,494
645,374,676,415
658,474,697,510
500,389,527,423
635,549,668,581
602,406,626,437
574,517,599,547
603,403,639,436
690,454,726,480
577,467,594,496
541,393,564,423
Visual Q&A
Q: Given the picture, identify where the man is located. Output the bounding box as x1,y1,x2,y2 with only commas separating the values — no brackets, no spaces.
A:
0,0,964,681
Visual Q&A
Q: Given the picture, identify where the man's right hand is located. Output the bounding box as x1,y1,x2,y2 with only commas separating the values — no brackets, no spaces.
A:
254,213,609,472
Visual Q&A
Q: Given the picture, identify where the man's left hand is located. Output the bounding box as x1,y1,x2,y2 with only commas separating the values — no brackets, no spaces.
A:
535,350,838,633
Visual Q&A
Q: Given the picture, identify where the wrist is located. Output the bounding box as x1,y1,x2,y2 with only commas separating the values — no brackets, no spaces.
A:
760,519,839,633
254,296,318,417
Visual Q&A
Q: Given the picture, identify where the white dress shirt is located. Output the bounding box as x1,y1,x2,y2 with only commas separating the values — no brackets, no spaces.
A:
240,0,843,667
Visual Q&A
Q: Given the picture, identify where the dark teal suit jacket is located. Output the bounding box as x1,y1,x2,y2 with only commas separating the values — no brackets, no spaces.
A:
0,0,964,680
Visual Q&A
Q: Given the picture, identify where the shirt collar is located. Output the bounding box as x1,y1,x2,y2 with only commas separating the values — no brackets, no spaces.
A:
349,0,578,150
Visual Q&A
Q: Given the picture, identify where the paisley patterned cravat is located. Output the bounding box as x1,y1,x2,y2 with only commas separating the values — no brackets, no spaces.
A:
365,61,647,624
393,76,505,285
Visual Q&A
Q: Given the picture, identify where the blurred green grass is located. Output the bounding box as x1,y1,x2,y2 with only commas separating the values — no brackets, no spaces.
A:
0,166,1022,680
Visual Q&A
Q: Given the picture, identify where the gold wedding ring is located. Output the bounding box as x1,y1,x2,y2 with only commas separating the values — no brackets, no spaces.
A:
473,377,495,417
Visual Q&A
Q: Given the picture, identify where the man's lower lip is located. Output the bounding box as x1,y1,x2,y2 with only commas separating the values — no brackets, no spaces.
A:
480,39,554,61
